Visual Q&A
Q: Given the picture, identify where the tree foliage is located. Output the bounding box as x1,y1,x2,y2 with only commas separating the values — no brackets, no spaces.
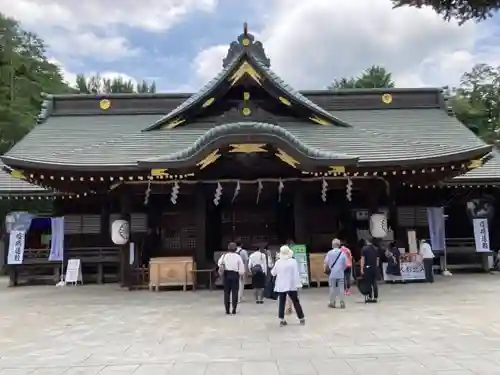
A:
75,74,156,94
391,0,500,24
329,65,396,89
0,13,73,154
449,64,500,145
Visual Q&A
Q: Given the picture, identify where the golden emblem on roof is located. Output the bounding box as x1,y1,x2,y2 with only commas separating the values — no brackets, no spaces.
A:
99,99,111,110
381,93,393,104
229,144,267,153
275,148,300,168
196,149,221,170
229,61,262,86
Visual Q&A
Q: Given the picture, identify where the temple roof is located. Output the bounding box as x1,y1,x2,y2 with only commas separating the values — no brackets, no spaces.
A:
0,25,492,173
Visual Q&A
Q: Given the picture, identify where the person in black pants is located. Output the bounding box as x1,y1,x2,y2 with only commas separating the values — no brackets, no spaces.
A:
217,242,245,314
271,245,305,326
360,238,379,303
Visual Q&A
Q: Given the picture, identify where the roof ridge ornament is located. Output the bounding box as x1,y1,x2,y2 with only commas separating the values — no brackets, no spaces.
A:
222,23,271,68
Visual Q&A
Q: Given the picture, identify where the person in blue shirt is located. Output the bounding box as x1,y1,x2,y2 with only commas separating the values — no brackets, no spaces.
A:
324,238,348,309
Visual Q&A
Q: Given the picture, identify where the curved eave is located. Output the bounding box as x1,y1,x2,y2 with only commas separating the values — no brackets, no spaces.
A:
356,144,492,167
1,156,143,172
137,122,359,169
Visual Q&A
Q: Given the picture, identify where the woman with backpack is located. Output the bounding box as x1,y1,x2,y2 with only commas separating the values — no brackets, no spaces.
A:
248,244,273,304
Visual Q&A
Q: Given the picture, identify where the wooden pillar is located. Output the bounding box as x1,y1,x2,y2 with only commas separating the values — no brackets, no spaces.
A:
98,195,110,284
293,183,307,244
119,193,131,287
387,181,400,245
194,185,206,269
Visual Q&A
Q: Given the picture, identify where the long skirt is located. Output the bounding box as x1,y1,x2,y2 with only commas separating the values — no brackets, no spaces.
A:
252,271,266,289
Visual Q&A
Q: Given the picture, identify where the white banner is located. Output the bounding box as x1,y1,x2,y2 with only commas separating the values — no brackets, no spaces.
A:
473,218,490,252
49,217,65,261
383,261,425,281
7,230,25,265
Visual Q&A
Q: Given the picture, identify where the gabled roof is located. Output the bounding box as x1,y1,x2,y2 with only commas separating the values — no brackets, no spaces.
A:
144,26,349,130
448,150,500,184
0,162,53,197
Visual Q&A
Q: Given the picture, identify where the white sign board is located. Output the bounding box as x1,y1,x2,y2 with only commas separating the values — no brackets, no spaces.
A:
383,261,425,281
65,258,83,284
407,230,418,253
7,230,25,265
473,218,490,253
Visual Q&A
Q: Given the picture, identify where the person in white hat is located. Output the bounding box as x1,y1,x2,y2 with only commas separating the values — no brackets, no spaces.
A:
271,245,305,327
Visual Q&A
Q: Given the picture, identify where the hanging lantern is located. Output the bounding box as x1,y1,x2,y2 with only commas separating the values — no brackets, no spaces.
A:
369,213,388,239
111,220,130,245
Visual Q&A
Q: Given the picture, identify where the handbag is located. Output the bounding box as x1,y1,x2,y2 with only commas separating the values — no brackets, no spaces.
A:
218,254,226,277
324,251,342,275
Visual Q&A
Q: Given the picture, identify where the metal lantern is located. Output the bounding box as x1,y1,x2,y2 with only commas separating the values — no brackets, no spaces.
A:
111,220,130,245
369,213,388,239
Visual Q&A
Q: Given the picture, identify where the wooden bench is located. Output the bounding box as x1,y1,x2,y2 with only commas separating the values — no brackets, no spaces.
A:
8,247,120,286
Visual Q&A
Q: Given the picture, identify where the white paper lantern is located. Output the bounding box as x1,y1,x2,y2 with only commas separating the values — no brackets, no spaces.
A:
369,213,388,239
111,220,130,245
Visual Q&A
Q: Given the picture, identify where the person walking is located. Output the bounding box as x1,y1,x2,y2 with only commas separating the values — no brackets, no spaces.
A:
419,240,435,283
235,239,249,303
360,238,380,303
324,239,348,308
271,245,305,327
218,242,245,315
248,244,273,304
340,242,353,295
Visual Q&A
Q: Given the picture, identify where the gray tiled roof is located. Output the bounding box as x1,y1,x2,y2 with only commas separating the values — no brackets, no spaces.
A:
0,162,48,194
450,150,500,183
2,108,489,168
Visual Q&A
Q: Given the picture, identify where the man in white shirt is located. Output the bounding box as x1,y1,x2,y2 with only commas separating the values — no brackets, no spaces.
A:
248,245,274,304
235,239,249,302
419,240,434,283
218,242,245,314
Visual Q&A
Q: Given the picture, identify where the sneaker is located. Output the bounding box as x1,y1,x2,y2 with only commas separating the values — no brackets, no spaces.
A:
340,301,346,309
280,320,288,327
344,290,348,296
299,319,305,325
328,302,336,308
226,311,231,315
345,289,351,296
232,310,237,314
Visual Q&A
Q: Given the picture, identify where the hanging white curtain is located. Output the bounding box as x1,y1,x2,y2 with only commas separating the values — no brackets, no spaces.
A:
49,217,65,261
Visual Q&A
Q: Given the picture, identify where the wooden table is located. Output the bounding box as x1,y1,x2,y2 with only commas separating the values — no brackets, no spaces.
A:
191,268,216,291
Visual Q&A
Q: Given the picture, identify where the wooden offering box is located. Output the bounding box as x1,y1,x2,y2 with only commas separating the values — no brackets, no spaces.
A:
149,256,194,291
309,253,328,286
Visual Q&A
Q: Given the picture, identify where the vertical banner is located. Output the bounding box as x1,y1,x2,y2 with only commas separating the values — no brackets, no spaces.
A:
407,230,418,253
427,207,446,250
49,217,65,261
7,230,25,265
473,218,490,252
290,244,310,286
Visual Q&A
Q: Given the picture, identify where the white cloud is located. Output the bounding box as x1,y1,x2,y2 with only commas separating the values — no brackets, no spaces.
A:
192,0,500,89
48,58,77,86
0,0,218,60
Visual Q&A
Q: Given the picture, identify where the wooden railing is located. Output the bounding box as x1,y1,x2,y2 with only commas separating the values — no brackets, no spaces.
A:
9,246,121,286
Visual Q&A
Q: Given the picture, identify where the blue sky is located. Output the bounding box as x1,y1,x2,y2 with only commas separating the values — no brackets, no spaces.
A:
1,0,500,92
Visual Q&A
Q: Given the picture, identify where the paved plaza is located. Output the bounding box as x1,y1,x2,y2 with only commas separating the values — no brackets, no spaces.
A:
1,275,500,375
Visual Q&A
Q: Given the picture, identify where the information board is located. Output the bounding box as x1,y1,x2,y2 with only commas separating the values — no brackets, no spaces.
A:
291,244,310,287
65,258,83,284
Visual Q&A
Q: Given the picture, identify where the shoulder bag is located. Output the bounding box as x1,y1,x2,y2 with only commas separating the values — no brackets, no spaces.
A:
324,251,343,275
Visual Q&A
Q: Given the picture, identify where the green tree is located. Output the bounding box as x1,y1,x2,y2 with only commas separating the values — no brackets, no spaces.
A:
75,74,156,94
449,64,500,144
0,13,72,154
391,0,499,25
329,65,395,89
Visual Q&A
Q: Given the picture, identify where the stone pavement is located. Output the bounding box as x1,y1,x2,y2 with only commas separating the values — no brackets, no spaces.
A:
1,275,500,375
